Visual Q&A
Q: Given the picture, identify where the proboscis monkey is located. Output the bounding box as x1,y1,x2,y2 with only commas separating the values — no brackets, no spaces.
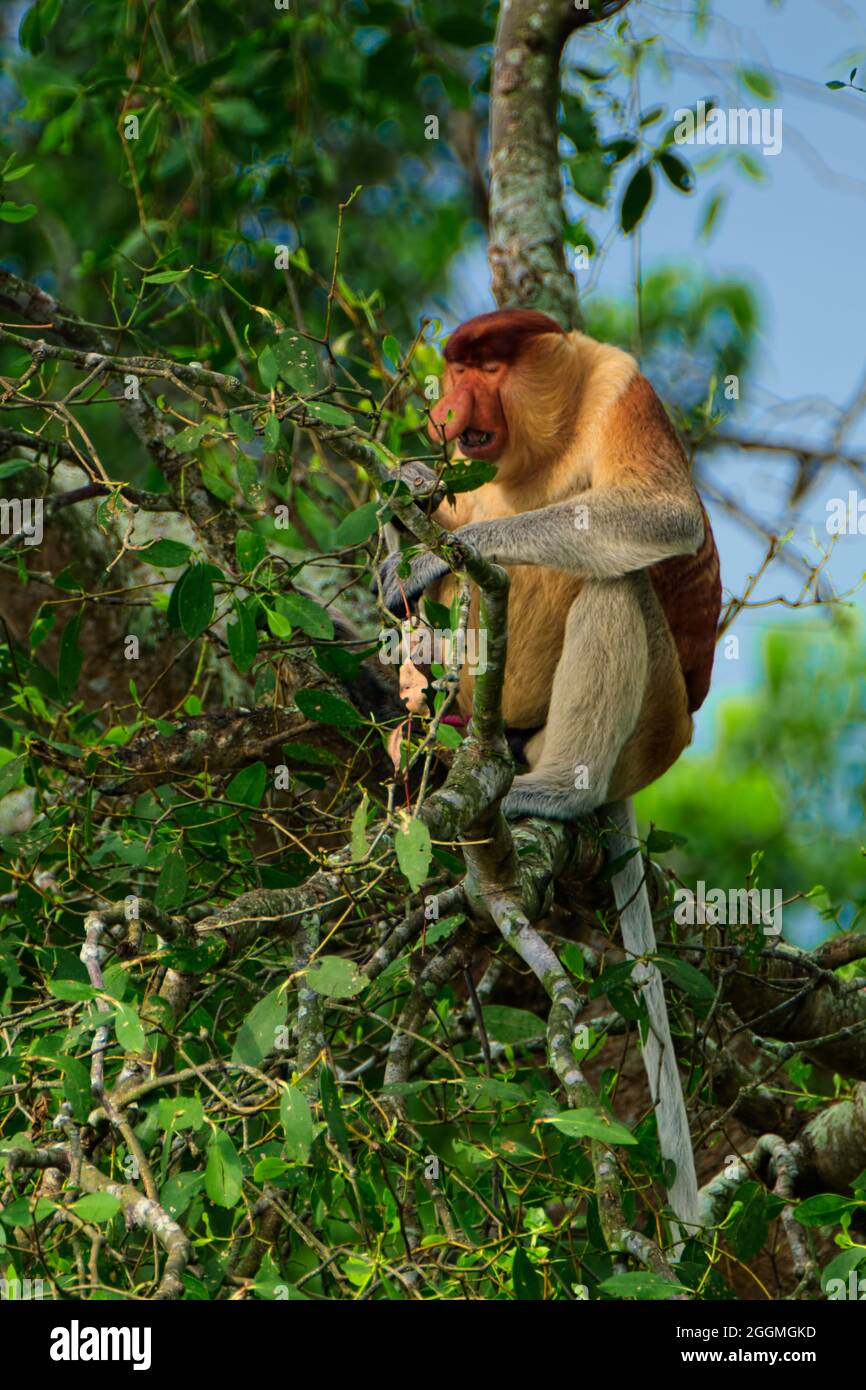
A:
380,309,722,1242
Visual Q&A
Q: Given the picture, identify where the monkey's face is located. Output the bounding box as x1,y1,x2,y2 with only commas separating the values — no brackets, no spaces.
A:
427,361,509,461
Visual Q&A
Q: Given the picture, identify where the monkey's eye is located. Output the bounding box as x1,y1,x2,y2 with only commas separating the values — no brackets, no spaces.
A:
481,361,501,374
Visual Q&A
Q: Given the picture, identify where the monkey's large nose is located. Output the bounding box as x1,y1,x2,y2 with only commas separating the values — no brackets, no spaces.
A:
428,384,474,444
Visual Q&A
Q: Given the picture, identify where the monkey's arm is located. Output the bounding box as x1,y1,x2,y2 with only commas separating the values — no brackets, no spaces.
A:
378,489,703,613
455,491,704,578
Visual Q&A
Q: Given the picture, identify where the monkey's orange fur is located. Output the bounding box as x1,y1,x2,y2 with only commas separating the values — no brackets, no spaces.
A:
430,325,720,801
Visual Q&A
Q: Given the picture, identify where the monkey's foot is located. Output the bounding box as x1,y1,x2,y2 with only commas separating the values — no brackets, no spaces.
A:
502,775,599,823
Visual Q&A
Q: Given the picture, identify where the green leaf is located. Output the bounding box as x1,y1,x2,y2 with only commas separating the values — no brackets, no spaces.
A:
395,816,432,892
280,1086,314,1163
314,644,366,682
460,1077,527,1107
0,1197,56,1227
821,1247,866,1291
726,1181,770,1260
700,190,726,240
281,741,340,767
47,979,98,1002
826,80,846,91
229,410,257,444
263,606,291,639
512,1246,543,1300
231,986,287,1067
177,564,214,638
114,1001,146,1053
796,1193,861,1228
645,827,688,853
20,0,63,55
57,611,83,699
0,755,26,797
161,1171,205,1219
158,936,225,973
305,955,369,999
303,400,354,428
656,150,694,193
236,454,258,510
319,1066,350,1159
294,489,335,550
294,688,363,727
620,163,654,234
140,538,192,568
657,956,715,1009
739,67,776,99
254,1157,289,1182
170,422,209,452
546,1108,637,1146
333,502,379,547
205,1130,244,1208
350,793,368,861
258,345,279,391
0,201,37,223
481,1005,544,1044
264,412,281,451
227,601,258,673
236,530,267,574
425,913,464,945
155,849,187,912
225,760,267,807
0,459,34,480
569,150,612,206
277,592,334,640
598,1272,685,1300
271,332,325,393
441,460,497,493
158,1095,204,1132
59,1055,91,1121
560,941,586,981
70,1193,122,1224
3,163,34,182
142,267,190,284
211,97,269,136
736,150,766,182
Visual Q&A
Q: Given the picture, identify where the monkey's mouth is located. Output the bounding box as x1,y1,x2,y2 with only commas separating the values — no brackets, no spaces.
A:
458,428,498,456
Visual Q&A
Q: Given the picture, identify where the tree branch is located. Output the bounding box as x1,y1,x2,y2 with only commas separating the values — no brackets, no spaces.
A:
488,0,630,325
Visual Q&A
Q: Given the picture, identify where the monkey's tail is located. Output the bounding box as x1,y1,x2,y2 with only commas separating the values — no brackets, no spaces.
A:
605,796,701,1250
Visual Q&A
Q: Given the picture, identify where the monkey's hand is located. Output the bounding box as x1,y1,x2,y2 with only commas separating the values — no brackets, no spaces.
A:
378,548,451,618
